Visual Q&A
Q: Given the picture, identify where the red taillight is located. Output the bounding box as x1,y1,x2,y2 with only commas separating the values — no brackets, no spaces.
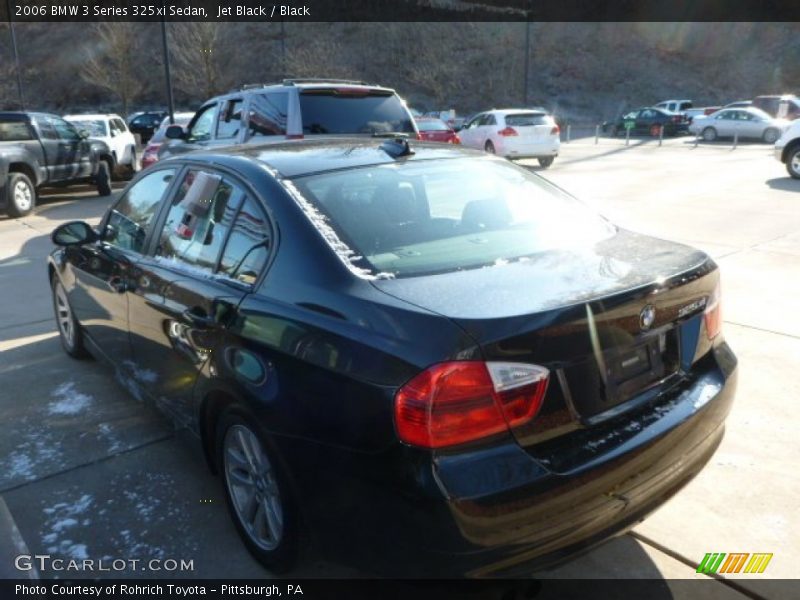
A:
498,126,518,137
416,132,424,141
550,124,560,135
451,134,461,144
394,361,549,449
704,282,722,339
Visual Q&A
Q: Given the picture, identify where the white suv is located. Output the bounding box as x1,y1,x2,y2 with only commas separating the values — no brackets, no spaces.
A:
64,114,138,178
774,120,800,179
457,109,560,167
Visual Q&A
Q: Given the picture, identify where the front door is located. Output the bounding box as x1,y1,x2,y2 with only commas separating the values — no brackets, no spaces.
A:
66,167,179,364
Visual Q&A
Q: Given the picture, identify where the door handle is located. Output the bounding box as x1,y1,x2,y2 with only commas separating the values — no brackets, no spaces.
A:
182,308,216,329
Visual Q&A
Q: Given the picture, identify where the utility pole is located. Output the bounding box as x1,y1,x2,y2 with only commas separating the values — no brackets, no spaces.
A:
6,0,25,110
160,5,175,124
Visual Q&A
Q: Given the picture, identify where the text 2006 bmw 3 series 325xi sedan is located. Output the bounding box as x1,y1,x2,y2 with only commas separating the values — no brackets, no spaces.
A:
48,137,736,576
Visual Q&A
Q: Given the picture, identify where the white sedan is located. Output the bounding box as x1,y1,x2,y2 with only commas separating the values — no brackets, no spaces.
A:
689,107,789,143
64,113,138,177
457,109,560,167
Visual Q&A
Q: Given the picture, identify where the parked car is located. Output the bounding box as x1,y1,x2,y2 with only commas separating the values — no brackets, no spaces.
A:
128,111,168,144
0,112,113,217
774,119,800,178
415,117,460,144
64,113,138,179
752,95,800,120
48,137,736,576
457,109,560,167
604,107,690,137
141,112,195,170
159,79,419,160
689,107,789,143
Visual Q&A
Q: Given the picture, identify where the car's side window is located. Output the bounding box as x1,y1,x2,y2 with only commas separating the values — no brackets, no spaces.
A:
49,117,81,141
34,117,59,140
248,92,288,137
187,104,217,142
105,168,177,253
216,99,243,140
113,118,129,132
484,114,497,126
219,195,271,285
465,114,482,129
155,169,244,274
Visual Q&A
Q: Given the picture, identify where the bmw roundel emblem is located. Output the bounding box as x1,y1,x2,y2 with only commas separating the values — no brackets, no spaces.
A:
639,304,656,331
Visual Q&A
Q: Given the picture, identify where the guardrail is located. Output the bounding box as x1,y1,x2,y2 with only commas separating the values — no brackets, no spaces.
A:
560,123,748,149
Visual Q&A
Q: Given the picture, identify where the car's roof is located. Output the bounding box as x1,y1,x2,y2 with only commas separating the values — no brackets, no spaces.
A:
206,81,396,104
64,114,122,120
177,137,484,179
489,108,548,115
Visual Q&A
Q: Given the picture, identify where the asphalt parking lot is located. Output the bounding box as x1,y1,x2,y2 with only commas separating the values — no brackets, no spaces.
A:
1,137,797,595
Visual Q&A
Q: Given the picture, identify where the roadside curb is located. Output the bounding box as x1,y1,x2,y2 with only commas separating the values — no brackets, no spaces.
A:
0,496,39,579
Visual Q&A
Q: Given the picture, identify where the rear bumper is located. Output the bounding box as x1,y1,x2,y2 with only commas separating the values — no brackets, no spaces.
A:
277,342,736,577
496,137,560,159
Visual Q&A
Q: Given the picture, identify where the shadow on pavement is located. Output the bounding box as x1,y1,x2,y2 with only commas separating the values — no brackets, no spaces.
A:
765,177,800,192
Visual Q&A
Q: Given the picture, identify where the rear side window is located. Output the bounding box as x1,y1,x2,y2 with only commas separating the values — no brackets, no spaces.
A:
505,113,552,127
155,169,243,274
299,91,414,134
0,120,34,141
105,169,176,253
248,93,288,137
216,99,243,140
219,196,270,285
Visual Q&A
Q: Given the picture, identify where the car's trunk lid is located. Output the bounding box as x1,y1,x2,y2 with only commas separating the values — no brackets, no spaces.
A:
371,230,719,456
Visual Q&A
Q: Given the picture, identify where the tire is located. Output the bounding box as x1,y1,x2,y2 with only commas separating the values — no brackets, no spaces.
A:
538,157,555,168
6,172,36,218
52,277,88,359
485,140,495,154
786,147,800,180
96,160,112,196
762,128,779,144
217,411,298,573
702,127,717,142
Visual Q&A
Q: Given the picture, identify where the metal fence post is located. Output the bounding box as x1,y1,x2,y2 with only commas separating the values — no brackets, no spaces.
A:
625,127,630,146
733,132,738,150
566,124,571,143
659,125,664,147
694,134,699,148
595,125,599,144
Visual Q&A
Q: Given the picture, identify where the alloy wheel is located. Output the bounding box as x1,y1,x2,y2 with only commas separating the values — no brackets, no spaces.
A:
223,424,284,551
14,180,33,212
54,281,74,348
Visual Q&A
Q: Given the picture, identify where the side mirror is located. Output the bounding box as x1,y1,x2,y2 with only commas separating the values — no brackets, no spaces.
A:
79,130,90,139
51,221,98,246
165,125,185,140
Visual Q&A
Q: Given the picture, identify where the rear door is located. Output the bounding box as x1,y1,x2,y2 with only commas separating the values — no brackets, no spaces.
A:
127,166,271,424
457,113,484,148
48,116,93,179
30,115,65,180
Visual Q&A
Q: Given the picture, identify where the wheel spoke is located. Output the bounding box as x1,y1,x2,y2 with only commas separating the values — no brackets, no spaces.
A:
263,497,282,542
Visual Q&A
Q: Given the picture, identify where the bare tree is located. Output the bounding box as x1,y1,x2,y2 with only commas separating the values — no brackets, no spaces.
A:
81,23,143,116
168,22,227,100
284,36,354,80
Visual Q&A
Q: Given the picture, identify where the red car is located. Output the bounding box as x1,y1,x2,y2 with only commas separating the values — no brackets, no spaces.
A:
415,118,460,144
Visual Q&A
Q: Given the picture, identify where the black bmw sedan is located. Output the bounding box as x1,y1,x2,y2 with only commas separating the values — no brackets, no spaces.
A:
48,138,736,576
604,107,691,137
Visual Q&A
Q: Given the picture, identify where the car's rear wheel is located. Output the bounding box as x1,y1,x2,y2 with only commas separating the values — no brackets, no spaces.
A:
485,140,495,154
538,157,555,168
762,128,779,144
702,127,717,142
96,160,112,196
787,147,800,179
218,412,298,573
52,277,88,358
7,172,36,218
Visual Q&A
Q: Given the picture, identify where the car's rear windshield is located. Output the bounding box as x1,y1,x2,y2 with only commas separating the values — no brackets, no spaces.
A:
505,113,552,127
291,157,615,278
299,90,415,135
0,120,34,141
417,119,450,131
68,119,108,137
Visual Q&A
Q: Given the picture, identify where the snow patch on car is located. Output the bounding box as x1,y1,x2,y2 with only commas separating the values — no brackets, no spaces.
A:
48,382,92,415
